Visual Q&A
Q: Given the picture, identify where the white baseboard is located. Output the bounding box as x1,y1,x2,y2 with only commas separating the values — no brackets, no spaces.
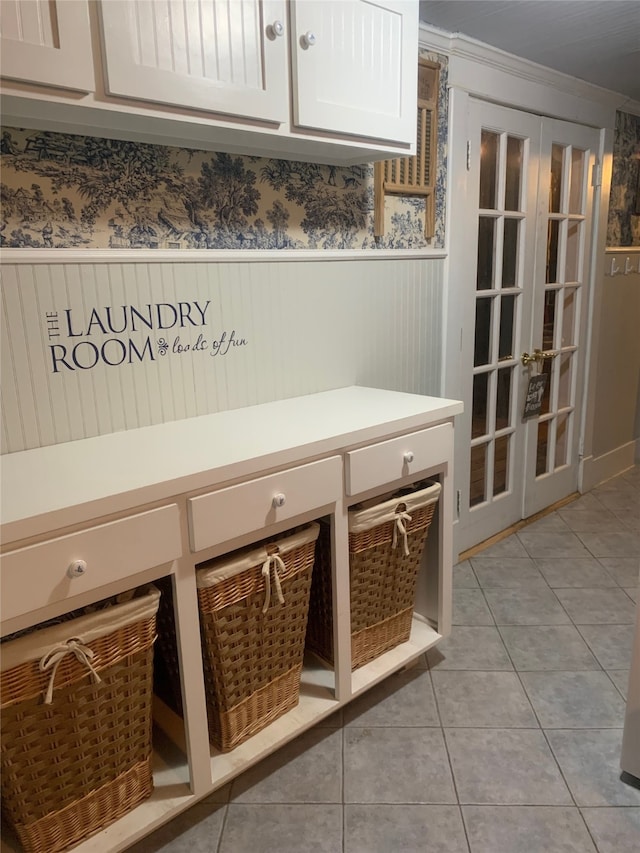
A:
580,439,640,492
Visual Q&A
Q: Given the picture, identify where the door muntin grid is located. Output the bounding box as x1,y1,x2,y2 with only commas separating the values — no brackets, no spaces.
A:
470,130,526,508
535,143,587,478
461,105,597,547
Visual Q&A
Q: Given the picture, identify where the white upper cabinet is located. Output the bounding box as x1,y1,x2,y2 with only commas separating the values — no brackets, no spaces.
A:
98,0,289,123
0,0,419,162
290,0,418,144
0,0,95,91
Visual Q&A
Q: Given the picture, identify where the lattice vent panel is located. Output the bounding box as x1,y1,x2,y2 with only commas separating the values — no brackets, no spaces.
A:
375,59,440,239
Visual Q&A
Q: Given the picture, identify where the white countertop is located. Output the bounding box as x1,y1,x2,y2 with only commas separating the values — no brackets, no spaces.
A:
1,386,462,544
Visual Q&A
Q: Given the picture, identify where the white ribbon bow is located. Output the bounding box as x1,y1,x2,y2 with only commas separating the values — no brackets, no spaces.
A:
39,637,102,704
392,510,413,557
261,554,286,613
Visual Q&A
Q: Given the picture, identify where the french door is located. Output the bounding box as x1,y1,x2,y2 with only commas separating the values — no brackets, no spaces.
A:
457,100,600,553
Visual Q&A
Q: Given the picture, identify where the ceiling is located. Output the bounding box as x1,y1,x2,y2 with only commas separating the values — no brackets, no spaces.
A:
419,1,640,102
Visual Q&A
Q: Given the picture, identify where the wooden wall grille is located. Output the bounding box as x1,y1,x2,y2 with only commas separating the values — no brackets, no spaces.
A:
375,59,440,239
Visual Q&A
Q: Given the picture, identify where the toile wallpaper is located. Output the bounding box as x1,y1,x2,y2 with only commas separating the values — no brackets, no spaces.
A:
0,53,448,252
606,110,640,247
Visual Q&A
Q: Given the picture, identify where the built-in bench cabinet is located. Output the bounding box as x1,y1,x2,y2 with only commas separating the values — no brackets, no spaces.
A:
0,386,462,852
0,0,419,164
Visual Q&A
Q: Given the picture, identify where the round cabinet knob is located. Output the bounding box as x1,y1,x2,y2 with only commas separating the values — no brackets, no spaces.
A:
270,20,284,37
67,559,87,579
272,493,286,509
403,451,414,464
301,31,317,47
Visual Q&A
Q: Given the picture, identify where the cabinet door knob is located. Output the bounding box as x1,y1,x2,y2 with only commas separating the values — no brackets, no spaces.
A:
403,451,414,464
270,20,285,37
272,493,286,508
301,31,317,47
67,559,87,579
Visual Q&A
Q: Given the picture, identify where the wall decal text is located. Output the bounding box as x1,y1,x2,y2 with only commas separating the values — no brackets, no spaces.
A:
43,300,247,373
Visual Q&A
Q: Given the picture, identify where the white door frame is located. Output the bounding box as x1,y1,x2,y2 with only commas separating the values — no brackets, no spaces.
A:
438,41,616,559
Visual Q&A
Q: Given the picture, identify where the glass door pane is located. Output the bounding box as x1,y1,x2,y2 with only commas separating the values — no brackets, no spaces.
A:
502,218,520,286
480,130,499,208
505,136,524,210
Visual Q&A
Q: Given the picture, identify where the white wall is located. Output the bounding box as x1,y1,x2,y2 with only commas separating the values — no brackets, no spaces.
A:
582,249,640,489
1,254,445,453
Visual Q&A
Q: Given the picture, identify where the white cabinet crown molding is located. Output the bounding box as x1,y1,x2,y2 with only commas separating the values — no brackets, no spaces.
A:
418,23,635,127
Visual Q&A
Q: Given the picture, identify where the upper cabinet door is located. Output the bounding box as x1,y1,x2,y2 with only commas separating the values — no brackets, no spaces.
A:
98,0,289,124
290,0,418,146
0,0,95,91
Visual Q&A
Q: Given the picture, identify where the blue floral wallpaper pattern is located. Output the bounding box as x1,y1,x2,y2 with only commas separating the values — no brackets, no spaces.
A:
0,51,448,252
607,110,640,247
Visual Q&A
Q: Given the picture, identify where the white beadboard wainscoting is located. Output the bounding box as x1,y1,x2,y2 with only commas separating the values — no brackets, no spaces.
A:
1,253,445,453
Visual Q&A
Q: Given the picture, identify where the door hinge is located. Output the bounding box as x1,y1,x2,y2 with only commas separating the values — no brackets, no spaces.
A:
591,162,602,188
456,489,461,517
466,141,471,171
579,436,584,458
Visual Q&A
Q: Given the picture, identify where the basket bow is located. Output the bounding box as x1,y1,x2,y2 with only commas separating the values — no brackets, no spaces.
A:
261,554,286,613
392,509,413,557
39,637,102,704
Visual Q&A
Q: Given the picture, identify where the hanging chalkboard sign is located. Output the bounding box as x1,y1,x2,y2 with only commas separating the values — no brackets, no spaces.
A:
523,374,547,420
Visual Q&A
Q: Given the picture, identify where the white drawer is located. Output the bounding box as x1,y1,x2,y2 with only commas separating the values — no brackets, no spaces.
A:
1,505,181,622
346,423,453,496
188,456,342,552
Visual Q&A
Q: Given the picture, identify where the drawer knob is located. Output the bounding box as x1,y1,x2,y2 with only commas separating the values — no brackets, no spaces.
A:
269,20,284,37
301,30,317,47
67,559,87,579
272,493,286,508
403,451,414,464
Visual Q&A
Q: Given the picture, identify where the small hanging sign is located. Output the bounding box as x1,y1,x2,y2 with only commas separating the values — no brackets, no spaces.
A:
523,373,547,420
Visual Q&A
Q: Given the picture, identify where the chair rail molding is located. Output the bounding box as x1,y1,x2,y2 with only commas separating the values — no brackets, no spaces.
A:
0,248,447,265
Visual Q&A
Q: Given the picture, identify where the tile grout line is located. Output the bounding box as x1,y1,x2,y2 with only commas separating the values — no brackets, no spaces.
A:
214,801,230,853
341,714,346,853
427,664,474,853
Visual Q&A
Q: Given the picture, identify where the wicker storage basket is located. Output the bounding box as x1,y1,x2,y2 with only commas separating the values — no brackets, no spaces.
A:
306,481,441,669
170,523,319,753
0,586,160,853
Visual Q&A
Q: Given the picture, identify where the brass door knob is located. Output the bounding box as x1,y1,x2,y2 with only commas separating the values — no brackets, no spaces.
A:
521,348,558,367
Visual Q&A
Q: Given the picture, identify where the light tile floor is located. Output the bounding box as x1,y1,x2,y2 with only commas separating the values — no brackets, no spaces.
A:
130,468,640,853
